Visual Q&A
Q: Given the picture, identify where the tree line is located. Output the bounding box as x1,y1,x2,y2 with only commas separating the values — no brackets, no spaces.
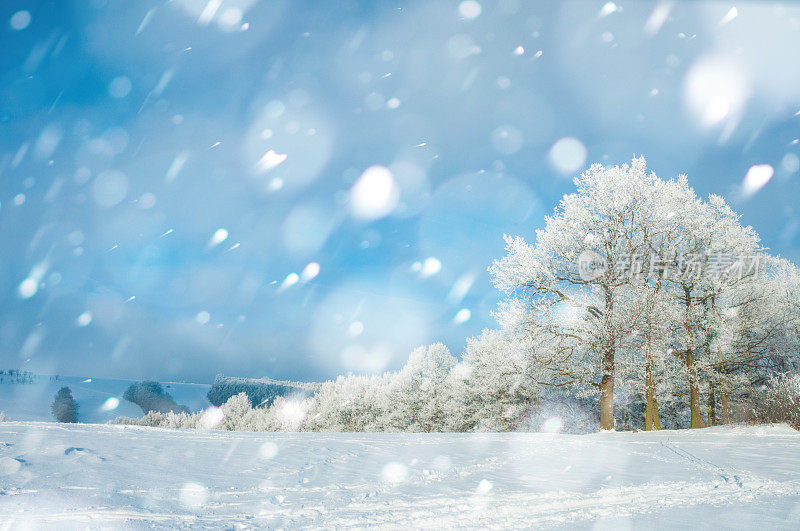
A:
115,158,800,432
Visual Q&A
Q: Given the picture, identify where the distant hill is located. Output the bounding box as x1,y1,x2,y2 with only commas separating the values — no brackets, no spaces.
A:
206,374,320,407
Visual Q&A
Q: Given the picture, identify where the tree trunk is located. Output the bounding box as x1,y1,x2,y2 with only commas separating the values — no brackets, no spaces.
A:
708,379,716,427
599,286,615,431
653,395,662,430
600,370,614,430
644,329,661,431
719,350,730,424
645,372,659,431
708,296,722,426
683,287,704,429
720,379,730,424
687,351,704,428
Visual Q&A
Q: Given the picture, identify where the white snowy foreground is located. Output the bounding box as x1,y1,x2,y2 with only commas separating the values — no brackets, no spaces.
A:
1,422,799,529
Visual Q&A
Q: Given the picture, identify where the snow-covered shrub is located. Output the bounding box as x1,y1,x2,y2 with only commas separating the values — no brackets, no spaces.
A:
269,396,312,431
234,406,277,431
516,397,599,434
206,375,314,407
297,343,462,433
233,396,311,432
381,343,459,432
112,410,201,429
220,392,253,430
303,374,388,431
0,411,7,422
110,390,310,432
455,330,537,432
111,394,255,431
737,374,800,429
290,343,464,433
51,387,78,423
123,381,189,414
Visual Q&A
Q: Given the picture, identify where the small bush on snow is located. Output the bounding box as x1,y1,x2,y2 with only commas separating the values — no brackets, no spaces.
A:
220,392,252,430
303,374,388,432
736,374,800,429
111,392,312,432
516,398,600,434
112,410,200,429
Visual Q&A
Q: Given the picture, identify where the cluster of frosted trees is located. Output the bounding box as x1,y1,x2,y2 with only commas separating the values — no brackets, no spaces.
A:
300,157,800,432
117,158,800,432
488,157,800,430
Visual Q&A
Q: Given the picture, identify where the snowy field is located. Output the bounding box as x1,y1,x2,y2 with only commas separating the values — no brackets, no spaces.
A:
1,422,799,529
0,377,210,423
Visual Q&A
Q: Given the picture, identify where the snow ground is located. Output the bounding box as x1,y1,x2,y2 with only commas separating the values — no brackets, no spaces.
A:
0,376,210,423
1,422,799,529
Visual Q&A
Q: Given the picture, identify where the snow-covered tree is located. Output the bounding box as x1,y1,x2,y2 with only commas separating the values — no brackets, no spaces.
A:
52,386,78,423
383,343,458,432
710,257,800,420
650,191,765,427
220,392,253,431
489,157,669,429
455,329,537,431
304,374,388,432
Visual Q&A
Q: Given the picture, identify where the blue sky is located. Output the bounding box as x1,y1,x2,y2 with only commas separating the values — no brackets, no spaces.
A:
1,0,799,383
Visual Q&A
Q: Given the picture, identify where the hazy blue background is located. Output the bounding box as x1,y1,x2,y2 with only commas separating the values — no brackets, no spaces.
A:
1,0,799,383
